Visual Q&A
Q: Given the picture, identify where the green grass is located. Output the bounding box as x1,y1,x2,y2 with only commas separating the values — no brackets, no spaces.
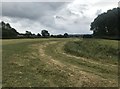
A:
45,39,118,79
2,38,77,87
2,38,119,87
64,38,119,65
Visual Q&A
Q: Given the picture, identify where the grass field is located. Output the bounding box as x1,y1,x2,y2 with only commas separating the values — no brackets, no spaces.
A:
2,38,119,87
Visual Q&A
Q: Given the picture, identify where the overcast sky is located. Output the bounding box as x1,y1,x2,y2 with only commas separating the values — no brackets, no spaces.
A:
1,0,119,34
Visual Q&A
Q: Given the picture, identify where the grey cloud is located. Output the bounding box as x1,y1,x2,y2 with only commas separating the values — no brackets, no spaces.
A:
2,1,113,34
2,2,69,33
2,2,66,20
96,9,102,15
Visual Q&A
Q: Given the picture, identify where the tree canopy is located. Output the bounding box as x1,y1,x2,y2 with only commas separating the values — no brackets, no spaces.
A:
90,8,120,39
0,21,19,39
64,33,69,38
41,30,50,37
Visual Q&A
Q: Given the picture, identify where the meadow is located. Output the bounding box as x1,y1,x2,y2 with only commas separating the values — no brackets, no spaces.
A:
2,38,119,87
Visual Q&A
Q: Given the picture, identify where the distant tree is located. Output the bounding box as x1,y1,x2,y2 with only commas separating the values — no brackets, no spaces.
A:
37,33,41,37
51,35,54,37
64,33,69,38
56,34,63,38
83,34,93,38
25,31,32,37
41,30,50,37
90,8,119,39
0,21,19,39
50,35,58,38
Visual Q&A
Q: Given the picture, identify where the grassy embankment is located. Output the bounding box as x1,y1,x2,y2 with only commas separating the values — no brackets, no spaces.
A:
64,39,119,65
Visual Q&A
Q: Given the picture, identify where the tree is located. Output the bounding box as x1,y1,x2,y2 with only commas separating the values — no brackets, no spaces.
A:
56,34,63,38
0,21,19,39
90,8,119,39
41,30,50,37
37,33,41,37
6,23,11,29
1,21,5,28
64,33,69,38
25,31,32,37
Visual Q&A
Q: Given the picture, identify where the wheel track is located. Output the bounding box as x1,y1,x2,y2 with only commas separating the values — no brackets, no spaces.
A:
33,40,118,87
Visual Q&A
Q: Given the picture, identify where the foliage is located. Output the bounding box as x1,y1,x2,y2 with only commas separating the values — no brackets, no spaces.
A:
25,31,32,37
64,33,69,38
37,33,41,37
90,8,120,39
0,21,19,39
41,30,50,37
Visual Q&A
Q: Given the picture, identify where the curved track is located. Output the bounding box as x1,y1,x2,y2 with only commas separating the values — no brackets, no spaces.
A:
30,39,118,87
2,38,118,87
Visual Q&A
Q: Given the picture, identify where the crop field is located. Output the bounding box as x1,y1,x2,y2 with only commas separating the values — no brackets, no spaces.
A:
2,38,119,87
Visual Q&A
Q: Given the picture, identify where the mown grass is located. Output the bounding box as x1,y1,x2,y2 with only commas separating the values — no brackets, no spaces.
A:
2,39,53,87
2,38,78,87
45,40,118,80
2,38,119,87
64,38,119,65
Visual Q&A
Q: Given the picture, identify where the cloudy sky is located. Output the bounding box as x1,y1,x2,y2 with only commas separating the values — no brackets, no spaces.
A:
1,0,119,35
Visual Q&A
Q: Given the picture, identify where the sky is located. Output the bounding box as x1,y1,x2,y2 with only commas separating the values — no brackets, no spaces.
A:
1,0,119,35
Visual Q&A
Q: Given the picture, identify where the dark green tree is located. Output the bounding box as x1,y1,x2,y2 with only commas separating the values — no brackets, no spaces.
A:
0,21,19,39
25,31,32,37
64,33,69,38
37,33,41,37
90,8,119,39
41,30,50,37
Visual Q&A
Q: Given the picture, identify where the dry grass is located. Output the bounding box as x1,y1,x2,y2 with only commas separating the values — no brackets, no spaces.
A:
2,38,118,87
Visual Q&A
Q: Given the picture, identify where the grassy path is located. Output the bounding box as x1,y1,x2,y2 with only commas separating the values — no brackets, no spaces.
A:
2,38,118,87
43,40,118,87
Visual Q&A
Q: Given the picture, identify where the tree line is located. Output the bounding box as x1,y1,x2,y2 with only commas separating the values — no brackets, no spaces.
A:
0,21,69,39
